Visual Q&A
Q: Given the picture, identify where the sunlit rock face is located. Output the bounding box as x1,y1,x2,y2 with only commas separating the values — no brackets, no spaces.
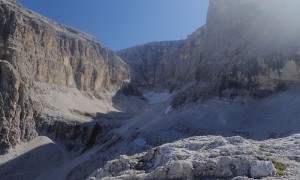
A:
88,135,300,179
0,0,130,95
120,0,300,103
0,0,130,153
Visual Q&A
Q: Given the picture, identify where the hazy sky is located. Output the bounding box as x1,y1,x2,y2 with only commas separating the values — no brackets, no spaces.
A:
17,0,209,51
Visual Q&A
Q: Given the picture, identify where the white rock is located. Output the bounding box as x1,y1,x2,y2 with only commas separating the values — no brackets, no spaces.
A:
163,106,173,115
250,161,276,179
89,135,300,179
167,161,193,179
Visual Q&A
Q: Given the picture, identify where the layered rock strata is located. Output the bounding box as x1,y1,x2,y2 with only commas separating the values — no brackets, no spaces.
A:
0,0,131,153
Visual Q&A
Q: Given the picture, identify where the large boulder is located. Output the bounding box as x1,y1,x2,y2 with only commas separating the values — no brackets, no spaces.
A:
250,161,276,179
88,136,281,179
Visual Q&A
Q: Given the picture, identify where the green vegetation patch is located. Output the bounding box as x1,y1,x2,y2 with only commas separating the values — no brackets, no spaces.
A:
272,160,288,176
128,156,140,162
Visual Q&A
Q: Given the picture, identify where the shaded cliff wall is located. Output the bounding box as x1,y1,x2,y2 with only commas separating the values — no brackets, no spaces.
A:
117,26,206,87
119,0,300,101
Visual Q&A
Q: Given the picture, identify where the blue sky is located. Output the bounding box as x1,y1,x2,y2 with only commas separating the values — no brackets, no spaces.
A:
17,0,209,51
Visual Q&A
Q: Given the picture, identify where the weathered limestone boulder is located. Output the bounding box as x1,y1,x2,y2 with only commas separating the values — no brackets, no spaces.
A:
250,161,276,179
87,135,300,179
0,60,36,154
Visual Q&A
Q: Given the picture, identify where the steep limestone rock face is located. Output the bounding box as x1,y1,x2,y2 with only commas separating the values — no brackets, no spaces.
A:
197,0,300,85
0,0,131,153
117,27,206,88
204,0,300,59
117,41,184,85
0,60,36,154
172,0,300,106
0,0,130,96
120,0,300,105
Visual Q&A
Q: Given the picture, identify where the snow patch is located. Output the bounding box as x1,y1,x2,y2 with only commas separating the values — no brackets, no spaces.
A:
163,106,173,115
144,92,172,104
123,79,130,83
134,138,152,148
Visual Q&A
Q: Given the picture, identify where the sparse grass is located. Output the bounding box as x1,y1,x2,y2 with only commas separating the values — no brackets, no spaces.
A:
276,169,285,176
128,157,140,162
272,160,288,176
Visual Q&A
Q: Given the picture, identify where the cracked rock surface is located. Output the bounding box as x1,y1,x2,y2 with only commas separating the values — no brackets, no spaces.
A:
89,135,300,179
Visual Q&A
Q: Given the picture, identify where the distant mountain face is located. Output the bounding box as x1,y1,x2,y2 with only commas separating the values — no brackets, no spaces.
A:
119,0,300,103
117,41,184,85
117,27,205,88
0,0,130,154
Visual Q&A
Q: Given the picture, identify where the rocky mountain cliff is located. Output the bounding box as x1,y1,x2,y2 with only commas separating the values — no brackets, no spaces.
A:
0,0,129,93
117,27,205,88
119,0,300,104
0,60,36,154
1,0,300,179
0,0,131,154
